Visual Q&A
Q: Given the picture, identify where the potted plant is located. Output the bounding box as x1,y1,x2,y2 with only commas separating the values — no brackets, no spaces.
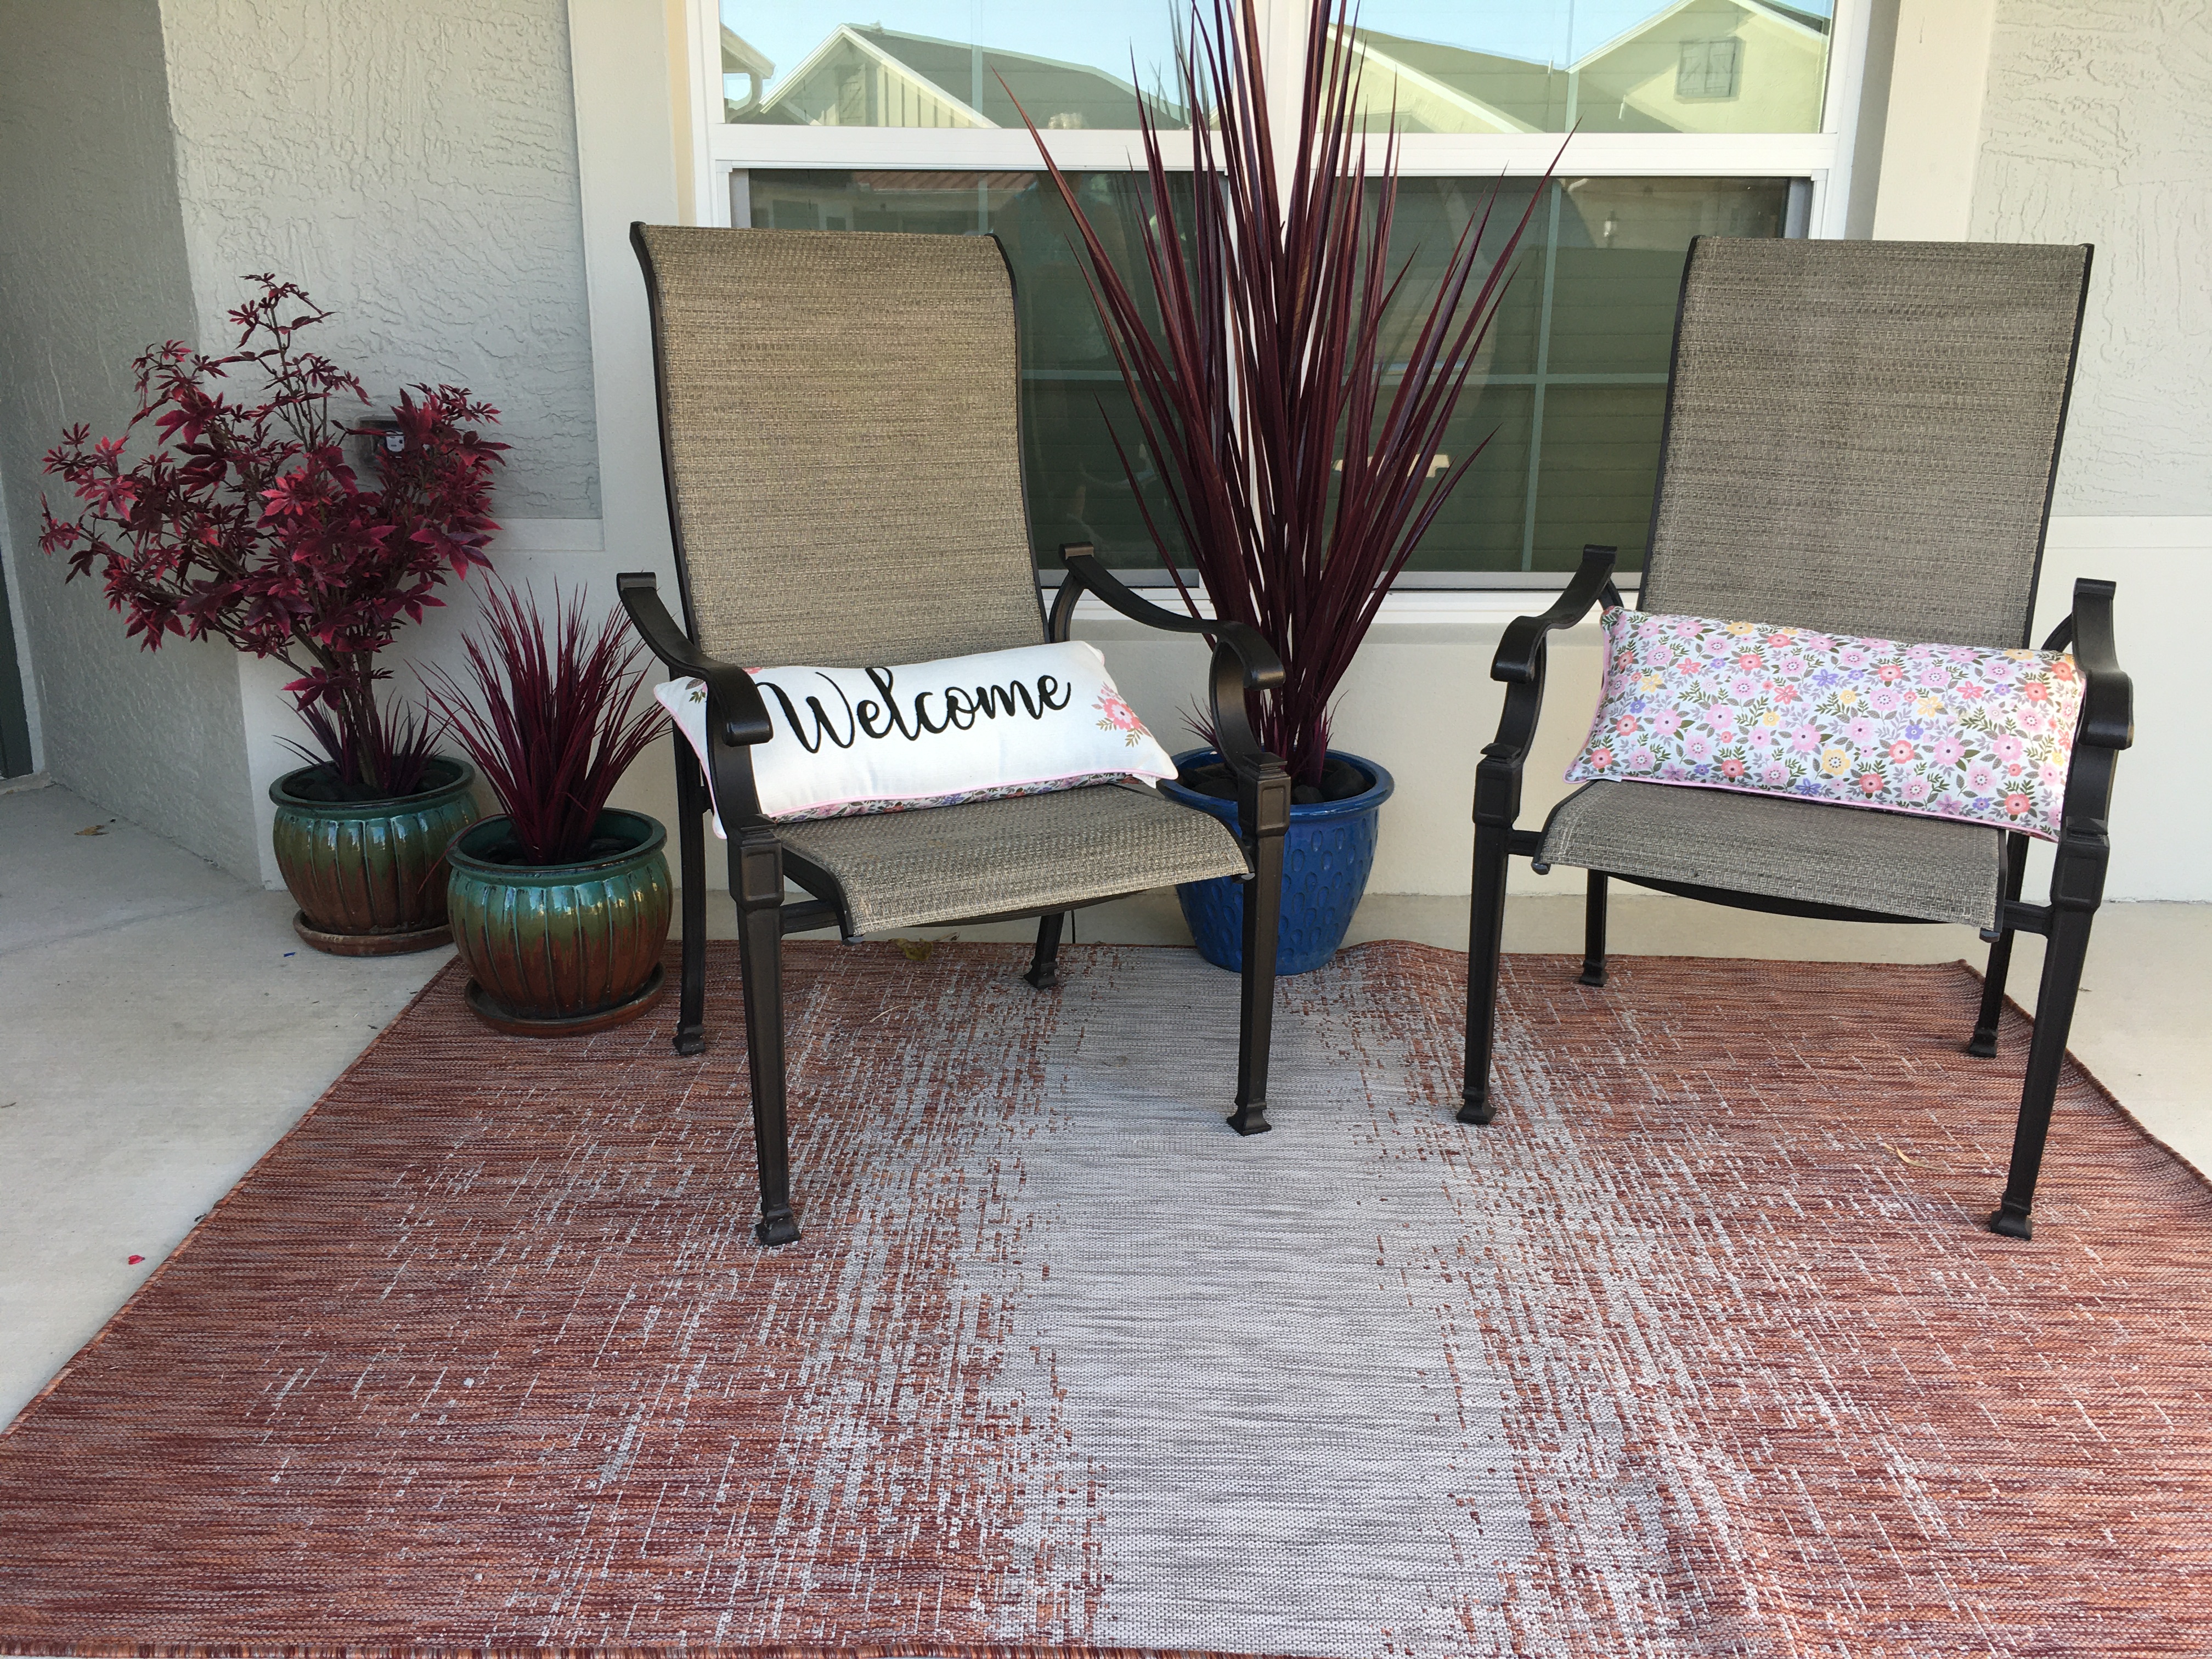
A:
1017,0,1543,972
424,583,671,1036
38,275,506,954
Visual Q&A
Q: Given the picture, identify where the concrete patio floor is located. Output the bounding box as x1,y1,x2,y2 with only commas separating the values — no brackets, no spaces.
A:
3,776,2207,1432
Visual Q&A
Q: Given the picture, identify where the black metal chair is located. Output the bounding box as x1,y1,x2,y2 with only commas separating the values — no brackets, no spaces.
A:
620,223,1294,1246
1464,237,2131,1240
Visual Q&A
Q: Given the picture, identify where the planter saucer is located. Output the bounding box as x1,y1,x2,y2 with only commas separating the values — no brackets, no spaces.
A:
292,911,454,957
465,964,667,1038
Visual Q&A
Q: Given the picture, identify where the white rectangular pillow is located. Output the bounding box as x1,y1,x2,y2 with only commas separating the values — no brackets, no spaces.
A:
656,640,1176,834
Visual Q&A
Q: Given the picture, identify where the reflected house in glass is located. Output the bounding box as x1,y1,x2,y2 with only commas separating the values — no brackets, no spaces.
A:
736,24,1184,131
721,27,776,120
724,6,1804,576
1345,0,1830,136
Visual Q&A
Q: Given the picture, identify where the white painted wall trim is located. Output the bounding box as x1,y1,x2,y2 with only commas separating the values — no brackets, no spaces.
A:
479,517,605,555
2044,517,2211,551
1871,0,1997,239
568,0,682,602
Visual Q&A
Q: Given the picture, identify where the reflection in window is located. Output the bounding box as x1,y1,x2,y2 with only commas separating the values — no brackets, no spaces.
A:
1344,1,1831,135
744,171,1792,577
1677,39,1743,101
720,5,1186,129
718,5,1832,134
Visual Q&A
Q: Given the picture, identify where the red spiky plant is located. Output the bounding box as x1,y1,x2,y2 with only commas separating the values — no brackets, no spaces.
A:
421,584,664,866
1014,0,1547,788
38,276,505,797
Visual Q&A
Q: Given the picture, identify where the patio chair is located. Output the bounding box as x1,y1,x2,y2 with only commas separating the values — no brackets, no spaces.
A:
1463,237,2130,1240
620,223,1293,1245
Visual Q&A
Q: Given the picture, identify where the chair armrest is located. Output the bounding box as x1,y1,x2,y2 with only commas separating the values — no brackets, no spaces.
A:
617,571,775,828
1053,546,1285,686
2043,579,2131,911
1052,544,1288,782
1483,545,1620,773
617,572,774,747
1492,545,1623,686
2045,578,2132,754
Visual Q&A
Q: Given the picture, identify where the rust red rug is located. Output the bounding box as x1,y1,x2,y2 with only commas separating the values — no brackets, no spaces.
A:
2,942,2209,1658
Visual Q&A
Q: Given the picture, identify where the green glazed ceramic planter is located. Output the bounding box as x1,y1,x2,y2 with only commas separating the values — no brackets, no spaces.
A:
269,757,479,955
445,810,673,1036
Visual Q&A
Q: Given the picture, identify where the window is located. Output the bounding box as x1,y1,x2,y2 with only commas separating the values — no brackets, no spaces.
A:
698,2,1871,584
1677,39,1744,102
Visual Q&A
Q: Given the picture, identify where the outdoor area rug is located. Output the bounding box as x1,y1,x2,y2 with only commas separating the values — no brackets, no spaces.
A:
2,941,2209,1659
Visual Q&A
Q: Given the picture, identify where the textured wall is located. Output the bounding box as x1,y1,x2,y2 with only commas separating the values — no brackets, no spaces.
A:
1973,0,2212,515
0,0,260,872
159,0,600,518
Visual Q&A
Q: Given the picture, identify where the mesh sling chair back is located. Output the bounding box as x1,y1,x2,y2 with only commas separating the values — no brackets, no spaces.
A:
1464,237,2132,1240
622,224,1294,1245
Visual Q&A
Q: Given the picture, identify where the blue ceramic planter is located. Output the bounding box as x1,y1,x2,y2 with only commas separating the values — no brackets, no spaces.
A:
1159,747,1394,975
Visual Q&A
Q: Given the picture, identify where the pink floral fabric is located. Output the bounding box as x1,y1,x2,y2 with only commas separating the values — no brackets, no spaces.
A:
1095,687,1147,746
1567,607,2083,841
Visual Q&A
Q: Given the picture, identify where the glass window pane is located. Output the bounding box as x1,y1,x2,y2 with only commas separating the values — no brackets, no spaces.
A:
744,169,1193,568
1384,176,1792,576
745,170,1792,581
1530,385,1668,572
1393,382,1533,577
721,4,1187,129
1346,2,1833,134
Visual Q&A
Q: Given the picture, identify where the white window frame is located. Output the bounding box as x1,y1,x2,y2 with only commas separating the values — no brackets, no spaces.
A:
681,0,1876,591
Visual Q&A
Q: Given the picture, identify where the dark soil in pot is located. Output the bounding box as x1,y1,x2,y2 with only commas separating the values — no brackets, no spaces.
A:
1174,755,1372,806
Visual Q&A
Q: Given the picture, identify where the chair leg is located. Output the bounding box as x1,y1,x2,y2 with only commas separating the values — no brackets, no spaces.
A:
1968,832,2030,1058
1579,871,1609,988
1989,898,2097,1242
1024,911,1065,991
1228,765,1291,1137
672,731,708,1056
731,825,798,1246
1461,818,1511,1126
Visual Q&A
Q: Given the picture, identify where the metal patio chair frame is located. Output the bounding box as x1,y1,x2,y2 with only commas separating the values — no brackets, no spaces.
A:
619,223,1293,1247
1460,237,2132,1240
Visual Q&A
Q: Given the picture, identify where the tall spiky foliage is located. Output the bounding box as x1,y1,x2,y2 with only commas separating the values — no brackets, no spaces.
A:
1014,0,1547,787
421,584,663,866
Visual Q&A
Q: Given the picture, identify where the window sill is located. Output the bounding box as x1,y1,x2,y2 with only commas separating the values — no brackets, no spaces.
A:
1068,584,1633,639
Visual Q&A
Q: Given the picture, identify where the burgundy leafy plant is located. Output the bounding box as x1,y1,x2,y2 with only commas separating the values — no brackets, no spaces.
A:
37,276,506,797
421,583,663,867
1015,0,1547,789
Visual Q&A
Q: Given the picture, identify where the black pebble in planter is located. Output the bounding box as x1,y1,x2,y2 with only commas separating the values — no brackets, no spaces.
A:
269,757,480,956
1159,747,1394,974
445,810,674,1037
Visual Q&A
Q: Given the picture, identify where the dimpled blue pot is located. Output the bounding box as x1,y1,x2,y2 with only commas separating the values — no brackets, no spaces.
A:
1159,747,1393,975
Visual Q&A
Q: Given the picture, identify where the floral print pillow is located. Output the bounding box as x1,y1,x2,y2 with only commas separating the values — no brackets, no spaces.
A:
1567,607,2083,841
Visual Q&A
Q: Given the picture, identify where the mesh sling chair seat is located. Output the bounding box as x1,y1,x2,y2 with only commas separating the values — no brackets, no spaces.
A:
1539,783,2005,930
622,224,1295,1246
1463,237,2132,1242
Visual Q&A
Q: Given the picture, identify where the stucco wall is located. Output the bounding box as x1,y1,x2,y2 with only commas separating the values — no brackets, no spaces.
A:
0,0,260,872
1973,0,2212,516
159,0,601,520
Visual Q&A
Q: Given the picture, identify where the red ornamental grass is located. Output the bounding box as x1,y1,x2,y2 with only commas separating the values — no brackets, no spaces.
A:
36,276,506,796
421,584,663,867
1013,0,1550,787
